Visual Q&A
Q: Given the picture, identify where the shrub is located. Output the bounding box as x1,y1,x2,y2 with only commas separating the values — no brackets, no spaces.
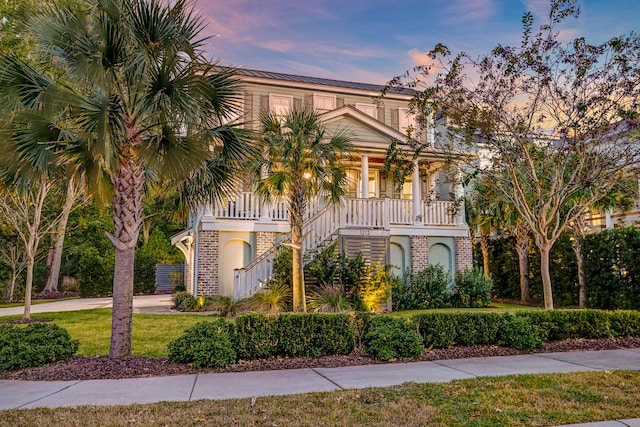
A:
307,284,351,313
609,310,640,337
364,316,423,361
235,313,356,360
518,310,613,341
172,291,198,311
392,265,450,310
451,268,492,308
277,313,355,357
413,312,502,348
167,319,237,368
235,314,280,360
243,282,291,313
77,246,113,297
0,323,79,371
498,315,543,351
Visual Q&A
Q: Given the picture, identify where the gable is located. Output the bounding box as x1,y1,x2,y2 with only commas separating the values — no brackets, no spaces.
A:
321,106,406,146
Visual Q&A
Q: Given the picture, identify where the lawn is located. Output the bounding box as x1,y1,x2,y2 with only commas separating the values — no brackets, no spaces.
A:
1,370,639,426
0,309,212,357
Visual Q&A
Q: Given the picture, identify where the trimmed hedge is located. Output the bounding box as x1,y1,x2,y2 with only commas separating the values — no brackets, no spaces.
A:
167,309,640,368
167,319,237,368
235,313,356,360
0,323,79,371
364,316,423,361
413,312,503,348
412,310,640,351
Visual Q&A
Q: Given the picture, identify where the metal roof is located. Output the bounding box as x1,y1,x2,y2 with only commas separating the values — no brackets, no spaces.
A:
234,67,415,95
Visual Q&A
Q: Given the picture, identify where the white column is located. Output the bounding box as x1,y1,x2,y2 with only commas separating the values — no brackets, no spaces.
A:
412,160,422,224
455,171,466,225
361,155,369,199
605,209,614,229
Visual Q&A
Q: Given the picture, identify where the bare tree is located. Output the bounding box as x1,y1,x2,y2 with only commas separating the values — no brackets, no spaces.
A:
386,0,640,309
43,174,87,293
0,236,28,301
0,176,65,318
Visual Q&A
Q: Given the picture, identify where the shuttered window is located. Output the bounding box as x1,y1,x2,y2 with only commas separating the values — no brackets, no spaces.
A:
269,94,293,118
356,103,377,118
313,93,336,112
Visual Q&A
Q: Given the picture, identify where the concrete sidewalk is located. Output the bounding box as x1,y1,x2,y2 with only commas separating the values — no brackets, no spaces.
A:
1,348,640,426
0,294,174,317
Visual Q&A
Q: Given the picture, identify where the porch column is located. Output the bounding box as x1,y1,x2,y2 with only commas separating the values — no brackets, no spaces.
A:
605,209,614,229
259,165,271,221
361,155,369,199
455,171,466,225
412,160,422,224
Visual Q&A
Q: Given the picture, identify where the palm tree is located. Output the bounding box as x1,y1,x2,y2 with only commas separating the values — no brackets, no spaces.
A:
0,0,252,356
256,109,352,312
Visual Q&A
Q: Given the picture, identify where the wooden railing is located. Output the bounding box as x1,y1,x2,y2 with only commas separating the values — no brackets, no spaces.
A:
233,203,339,300
232,198,459,299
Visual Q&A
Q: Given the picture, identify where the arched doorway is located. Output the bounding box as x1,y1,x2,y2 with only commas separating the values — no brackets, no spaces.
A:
221,240,251,297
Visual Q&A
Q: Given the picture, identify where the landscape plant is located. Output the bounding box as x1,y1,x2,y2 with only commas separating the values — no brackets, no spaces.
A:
0,323,79,370
384,0,640,309
0,0,254,356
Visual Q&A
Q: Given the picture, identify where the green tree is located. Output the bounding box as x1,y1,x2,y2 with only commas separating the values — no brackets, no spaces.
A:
0,0,252,355
386,0,640,309
256,109,352,312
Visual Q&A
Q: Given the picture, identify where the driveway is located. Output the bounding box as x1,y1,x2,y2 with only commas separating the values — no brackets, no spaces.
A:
0,294,174,317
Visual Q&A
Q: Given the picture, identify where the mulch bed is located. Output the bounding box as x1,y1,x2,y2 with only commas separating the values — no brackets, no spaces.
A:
1,337,639,382
0,318,54,325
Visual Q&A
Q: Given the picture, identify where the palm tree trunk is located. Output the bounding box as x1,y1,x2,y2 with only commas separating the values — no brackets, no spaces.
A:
44,176,79,293
539,242,554,310
108,157,144,358
290,180,307,313
480,232,490,280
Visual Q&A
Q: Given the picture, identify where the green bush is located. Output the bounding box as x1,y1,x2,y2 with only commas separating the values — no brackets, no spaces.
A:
167,319,237,368
77,246,114,297
608,310,640,337
451,268,492,308
172,291,198,311
498,315,543,351
363,316,423,361
276,313,355,358
413,312,502,348
0,323,79,371
392,265,450,310
235,313,355,360
584,228,640,310
517,310,613,341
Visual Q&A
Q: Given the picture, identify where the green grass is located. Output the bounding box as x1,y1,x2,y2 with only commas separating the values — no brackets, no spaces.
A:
0,309,213,357
1,370,639,426
388,302,543,318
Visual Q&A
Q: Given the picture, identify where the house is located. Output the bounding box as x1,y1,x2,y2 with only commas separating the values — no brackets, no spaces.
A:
171,68,473,300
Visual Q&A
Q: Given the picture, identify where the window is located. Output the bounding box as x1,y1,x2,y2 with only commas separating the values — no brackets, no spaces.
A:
356,103,377,118
398,107,416,136
313,93,336,112
269,94,293,118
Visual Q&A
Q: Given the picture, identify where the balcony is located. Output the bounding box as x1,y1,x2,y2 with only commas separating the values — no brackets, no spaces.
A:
207,192,460,228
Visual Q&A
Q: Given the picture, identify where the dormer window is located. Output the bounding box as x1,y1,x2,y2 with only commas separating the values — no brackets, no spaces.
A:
356,103,377,118
313,93,336,112
269,94,293,118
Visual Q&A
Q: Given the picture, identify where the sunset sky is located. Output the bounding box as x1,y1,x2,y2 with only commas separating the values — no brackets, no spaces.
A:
194,0,640,84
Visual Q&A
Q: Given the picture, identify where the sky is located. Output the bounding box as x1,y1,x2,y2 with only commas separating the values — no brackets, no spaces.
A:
193,0,640,85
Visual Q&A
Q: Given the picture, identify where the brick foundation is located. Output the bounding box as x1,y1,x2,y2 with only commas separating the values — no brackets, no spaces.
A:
455,236,473,272
256,231,277,257
410,235,429,272
196,230,219,296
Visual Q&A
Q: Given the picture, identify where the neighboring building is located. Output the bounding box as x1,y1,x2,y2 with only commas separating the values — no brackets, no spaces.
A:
171,68,472,300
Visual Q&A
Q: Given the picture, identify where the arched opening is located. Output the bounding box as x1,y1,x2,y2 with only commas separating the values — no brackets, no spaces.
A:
429,243,452,275
390,242,406,277
221,239,251,297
